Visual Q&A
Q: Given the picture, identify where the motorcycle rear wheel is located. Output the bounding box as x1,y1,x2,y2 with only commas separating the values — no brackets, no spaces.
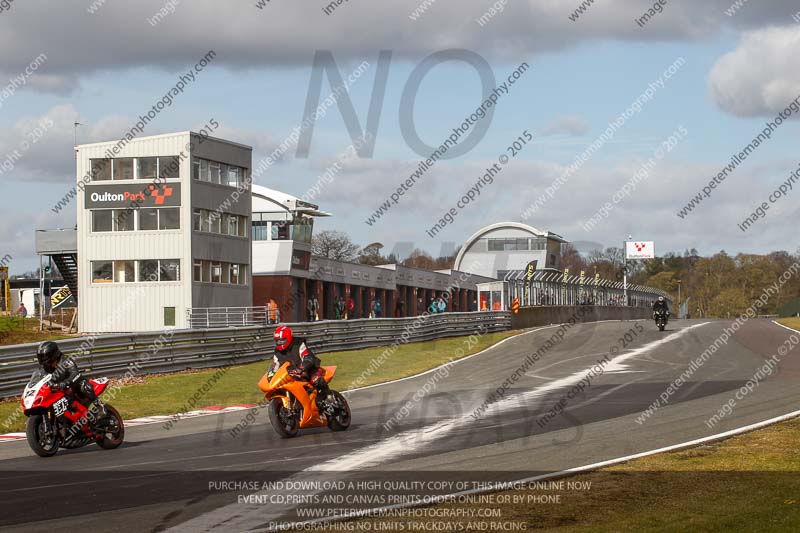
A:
26,414,60,457
268,398,299,438
326,391,351,432
96,405,125,449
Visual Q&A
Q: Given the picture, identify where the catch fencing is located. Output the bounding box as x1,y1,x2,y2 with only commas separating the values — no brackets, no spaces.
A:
0,311,510,398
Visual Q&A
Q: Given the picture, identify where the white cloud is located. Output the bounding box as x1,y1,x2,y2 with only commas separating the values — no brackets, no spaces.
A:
0,0,798,87
542,115,590,137
709,26,800,116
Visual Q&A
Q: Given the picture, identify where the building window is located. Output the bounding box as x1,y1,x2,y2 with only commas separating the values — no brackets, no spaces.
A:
159,208,180,230
91,159,111,181
92,210,113,232
139,209,159,231
191,157,246,188
91,261,113,283
160,259,180,281
193,209,201,231
194,260,246,285
252,220,268,241
272,222,290,240
228,215,239,237
113,209,135,232
164,307,176,327
209,162,221,184
114,261,135,283
158,156,180,180
137,157,158,180
139,260,159,282
227,166,240,187
113,158,134,180
487,238,532,251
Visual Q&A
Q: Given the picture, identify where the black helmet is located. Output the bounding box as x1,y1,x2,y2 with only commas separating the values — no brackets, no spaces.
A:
36,341,62,370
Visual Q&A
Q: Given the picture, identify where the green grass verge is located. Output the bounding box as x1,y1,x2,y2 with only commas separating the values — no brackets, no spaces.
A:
0,316,70,346
0,330,519,433
777,317,800,331
342,418,800,532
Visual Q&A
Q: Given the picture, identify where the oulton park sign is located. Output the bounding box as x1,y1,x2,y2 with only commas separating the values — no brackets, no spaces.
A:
84,183,181,209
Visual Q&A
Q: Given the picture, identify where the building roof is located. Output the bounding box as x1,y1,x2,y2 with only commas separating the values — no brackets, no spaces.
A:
251,184,332,217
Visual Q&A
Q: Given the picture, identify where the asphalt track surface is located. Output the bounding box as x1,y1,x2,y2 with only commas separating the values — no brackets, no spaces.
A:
1,318,798,531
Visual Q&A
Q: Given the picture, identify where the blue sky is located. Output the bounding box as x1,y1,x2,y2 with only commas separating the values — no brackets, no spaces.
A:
1,0,799,272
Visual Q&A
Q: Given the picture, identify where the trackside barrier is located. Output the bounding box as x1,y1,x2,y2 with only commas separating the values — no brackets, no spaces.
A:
0,311,511,398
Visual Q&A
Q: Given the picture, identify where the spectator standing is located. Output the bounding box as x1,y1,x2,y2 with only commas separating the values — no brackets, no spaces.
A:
335,296,346,320
307,295,319,321
267,298,279,324
371,297,382,318
17,303,27,319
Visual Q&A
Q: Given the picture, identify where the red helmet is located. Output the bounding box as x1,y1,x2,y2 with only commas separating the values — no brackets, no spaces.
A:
274,325,293,350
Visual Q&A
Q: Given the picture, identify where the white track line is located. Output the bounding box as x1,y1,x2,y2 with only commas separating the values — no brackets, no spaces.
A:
772,320,800,335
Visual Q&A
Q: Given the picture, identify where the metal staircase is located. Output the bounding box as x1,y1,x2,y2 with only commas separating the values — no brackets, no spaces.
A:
51,254,78,303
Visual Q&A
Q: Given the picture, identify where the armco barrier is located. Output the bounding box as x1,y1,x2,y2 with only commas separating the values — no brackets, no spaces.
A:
0,311,511,398
510,305,652,330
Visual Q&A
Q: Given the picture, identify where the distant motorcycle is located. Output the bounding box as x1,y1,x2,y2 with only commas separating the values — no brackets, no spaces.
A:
21,370,124,457
654,309,669,332
259,361,350,438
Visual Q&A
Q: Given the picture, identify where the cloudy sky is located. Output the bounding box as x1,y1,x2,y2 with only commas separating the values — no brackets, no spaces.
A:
1,0,800,272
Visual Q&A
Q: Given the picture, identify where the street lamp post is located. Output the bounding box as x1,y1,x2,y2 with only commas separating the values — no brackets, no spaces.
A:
676,279,682,319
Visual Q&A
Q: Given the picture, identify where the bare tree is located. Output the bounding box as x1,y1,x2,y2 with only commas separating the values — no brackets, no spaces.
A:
402,249,437,270
359,242,387,266
312,230,360,262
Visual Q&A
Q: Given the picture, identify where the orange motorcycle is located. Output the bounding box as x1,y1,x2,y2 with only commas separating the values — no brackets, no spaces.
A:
258,362,351,438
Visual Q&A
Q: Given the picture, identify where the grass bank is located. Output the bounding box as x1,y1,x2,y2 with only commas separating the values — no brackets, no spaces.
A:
0,316,70,346
777,317,800,331
0,330,519,433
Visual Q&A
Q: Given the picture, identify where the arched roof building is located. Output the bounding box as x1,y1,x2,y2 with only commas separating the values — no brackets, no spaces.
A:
453,222,567,280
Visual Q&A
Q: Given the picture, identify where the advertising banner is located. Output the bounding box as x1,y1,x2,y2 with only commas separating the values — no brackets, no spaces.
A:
626,241,656,260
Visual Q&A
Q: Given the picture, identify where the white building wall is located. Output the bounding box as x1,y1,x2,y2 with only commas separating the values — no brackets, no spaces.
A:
77,133,193,332
455,226,552,280
252,241,295,275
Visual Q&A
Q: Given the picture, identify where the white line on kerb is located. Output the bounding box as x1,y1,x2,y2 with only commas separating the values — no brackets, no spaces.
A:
772,320,800,335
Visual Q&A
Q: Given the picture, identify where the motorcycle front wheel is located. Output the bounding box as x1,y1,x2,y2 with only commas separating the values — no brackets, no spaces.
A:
26,414,60,457
268,397,299,438
96,405,125,450
326,391,351,432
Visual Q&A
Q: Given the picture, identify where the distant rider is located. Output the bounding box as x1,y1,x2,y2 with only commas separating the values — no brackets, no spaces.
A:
273,325,329,404
36,341,105,419
652,296,670,321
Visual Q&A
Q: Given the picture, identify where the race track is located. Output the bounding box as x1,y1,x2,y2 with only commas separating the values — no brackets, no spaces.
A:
1,318,798,532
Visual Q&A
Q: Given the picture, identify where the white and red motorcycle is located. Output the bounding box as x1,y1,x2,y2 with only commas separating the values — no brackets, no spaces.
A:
21,370,124,457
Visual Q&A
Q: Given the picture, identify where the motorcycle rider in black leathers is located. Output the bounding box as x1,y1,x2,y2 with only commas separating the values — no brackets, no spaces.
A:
36,341,105,420
273,325,330,409
652,296,670,322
